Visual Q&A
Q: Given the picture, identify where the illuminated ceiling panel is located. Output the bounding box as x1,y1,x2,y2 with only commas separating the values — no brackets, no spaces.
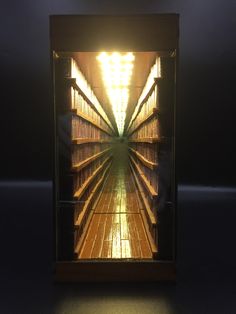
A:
97,52,135,136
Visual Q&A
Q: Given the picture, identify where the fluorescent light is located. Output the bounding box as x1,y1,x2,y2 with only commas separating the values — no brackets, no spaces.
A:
97,52,135,136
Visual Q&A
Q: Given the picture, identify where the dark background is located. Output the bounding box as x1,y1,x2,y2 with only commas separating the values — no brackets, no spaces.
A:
0,0,235,185
0,1,236,313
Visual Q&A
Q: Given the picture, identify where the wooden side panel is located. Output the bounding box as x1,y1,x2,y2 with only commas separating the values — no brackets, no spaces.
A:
50,15,179,52
55,261,176,282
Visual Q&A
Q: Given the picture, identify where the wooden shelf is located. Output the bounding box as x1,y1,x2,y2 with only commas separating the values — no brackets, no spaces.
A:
75,160,112,228
72,109,113,136
129,162,157,226
129,154,158,199
127,78,160,133
72,148,111,173
129,147,158,170
72,138,112,145
74,210,94,256
128,137,159,144
128,108,159,136
67,77,114,134
74,155,112,199
140,210,158,258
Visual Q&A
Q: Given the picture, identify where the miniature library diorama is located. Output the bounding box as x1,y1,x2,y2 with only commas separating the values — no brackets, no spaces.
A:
51,14,178,281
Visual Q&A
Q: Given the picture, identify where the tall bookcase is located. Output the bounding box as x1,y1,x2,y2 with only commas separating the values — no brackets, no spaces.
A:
55,56,114,260
51,14,178,281
127,55,175,260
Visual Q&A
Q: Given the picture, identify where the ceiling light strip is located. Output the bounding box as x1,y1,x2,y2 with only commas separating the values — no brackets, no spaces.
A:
97,52,135,136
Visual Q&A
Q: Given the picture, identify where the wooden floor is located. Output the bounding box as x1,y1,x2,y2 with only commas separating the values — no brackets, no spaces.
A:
79,142,153,259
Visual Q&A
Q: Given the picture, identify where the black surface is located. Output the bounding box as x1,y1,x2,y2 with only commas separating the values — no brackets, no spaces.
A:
1,182,236,313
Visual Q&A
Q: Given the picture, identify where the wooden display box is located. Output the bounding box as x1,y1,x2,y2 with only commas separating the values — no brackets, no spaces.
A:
50,14,179,282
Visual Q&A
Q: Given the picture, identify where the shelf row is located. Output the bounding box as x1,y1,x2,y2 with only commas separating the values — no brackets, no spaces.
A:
127,57,160,134
68,77,114,135
72,147,111,173
128,108,159,137
73,154,112,199
129,154,158,200
129,147,158,170
127,79,159,135
129,161,157,226
128,137,159,144
58,56,114,134
59,56,115,251
72,110,113,137
73,156,113,254
74,158,112,228
72,138,112,145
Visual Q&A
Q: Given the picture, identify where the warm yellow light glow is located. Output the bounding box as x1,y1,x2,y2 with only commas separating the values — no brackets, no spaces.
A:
97,52,135,135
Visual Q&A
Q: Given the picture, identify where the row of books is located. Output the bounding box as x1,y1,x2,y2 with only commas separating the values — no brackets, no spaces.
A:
128,85,158,134
70,86,112,135
128,116,159,140
72,115,111,140
129,142,158,164
57,55,114,254
60,56,113,132
73,154,112,250
64,56,113,232
128,57,160,131
73,180,96,246
131,154,158,194
74,185,92,222
73,154,109,196
70,86,99,119
72,143,110,167
128,58,160,203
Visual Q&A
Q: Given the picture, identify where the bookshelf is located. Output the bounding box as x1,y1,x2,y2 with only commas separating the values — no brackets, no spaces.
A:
127,55,176,256
51,14,178,281
71,110,112,136
55,56,114,259
55,54,176,262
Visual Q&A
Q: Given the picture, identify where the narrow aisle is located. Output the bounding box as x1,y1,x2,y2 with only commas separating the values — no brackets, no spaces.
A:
79,141,153,259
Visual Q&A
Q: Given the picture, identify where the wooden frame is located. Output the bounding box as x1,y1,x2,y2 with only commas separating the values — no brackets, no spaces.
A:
51,14,178,282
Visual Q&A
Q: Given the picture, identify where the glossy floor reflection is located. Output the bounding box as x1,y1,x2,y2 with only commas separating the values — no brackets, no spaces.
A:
79,142,152,259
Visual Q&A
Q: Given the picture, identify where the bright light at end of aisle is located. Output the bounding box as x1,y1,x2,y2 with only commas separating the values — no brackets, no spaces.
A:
97,52,135,136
